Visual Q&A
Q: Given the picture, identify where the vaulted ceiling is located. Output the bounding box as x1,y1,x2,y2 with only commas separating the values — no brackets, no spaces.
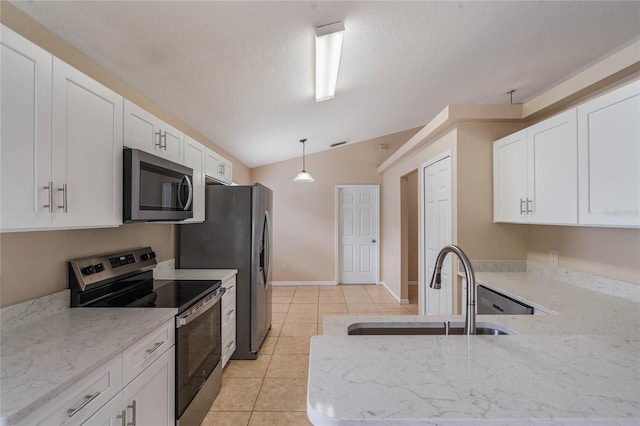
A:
10,1,640,167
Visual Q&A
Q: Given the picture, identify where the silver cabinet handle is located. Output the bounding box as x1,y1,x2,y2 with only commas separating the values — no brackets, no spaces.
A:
155,130,163,148
226,309,234,317
526,198,533,214
371,239,377,243
519,198,525,215
161,131,168,150
126,400,136,426
58,183,68,212
226,340,234,349
66,391,100,418
146,341,164,355
43,181,53,212
117,409,126,426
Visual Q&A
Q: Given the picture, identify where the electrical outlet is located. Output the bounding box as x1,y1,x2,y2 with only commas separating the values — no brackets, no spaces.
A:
549,250,559,267
281,263,287,272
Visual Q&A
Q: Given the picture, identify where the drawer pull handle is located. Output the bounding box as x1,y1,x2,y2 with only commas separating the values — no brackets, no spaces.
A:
492,303,505,313
226,309,234,316
117,409,126,426
146,341,164,355
226,340,234,349
127,400,137,426
67,391,100,418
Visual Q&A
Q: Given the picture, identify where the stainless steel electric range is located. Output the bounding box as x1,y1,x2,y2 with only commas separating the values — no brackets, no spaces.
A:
69,247,224,426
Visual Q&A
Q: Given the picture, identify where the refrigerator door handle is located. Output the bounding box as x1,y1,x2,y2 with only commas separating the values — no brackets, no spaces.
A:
260,211,272,285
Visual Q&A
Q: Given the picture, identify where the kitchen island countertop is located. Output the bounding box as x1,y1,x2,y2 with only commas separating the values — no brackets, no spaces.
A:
308,272,640,425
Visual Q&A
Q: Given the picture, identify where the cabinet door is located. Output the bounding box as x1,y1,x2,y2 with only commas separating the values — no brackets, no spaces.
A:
124,100,162,154
220,158,233,184
182,136,206,223
122,347,175,426
51,58,123,228
1,25,53,231
205,148,221,181
578,80,640,227
527,109,578,224
160,121,183,164
493,129,528,223
80,394,123,426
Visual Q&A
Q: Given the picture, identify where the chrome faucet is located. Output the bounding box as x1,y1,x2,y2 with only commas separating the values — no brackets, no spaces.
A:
429,245,477,335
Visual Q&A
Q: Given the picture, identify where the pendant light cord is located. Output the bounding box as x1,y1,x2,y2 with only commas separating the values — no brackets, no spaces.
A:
301,138,307,171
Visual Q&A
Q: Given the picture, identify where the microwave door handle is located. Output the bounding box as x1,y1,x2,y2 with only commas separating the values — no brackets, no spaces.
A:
177,177,185,209
183,175,193,210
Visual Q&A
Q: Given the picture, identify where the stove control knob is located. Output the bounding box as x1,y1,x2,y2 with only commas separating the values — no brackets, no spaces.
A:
94,263,105,273
81,266,95,276
149,251,156,259
141,253,149,261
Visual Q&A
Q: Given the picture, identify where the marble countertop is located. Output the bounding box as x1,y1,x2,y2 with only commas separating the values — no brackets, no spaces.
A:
154,268,237,282
0,302,176,426
308,272,640,425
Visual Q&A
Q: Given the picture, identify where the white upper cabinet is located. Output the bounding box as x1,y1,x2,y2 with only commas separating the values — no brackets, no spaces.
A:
577,80,640,227
527,109,578,224
51,58,123,229
182,136,206,223
494,110,578,225
494,80,639,228
205,148,233,185
124,100,183,164
1,26,123,232
1,26,53,231
493,129,528,223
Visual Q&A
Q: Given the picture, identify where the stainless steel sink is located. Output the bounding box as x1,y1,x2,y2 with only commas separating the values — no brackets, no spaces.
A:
347,321,516,336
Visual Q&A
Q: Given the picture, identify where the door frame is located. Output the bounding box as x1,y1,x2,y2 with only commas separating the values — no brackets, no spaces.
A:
418,150,452,315
334,185,381,285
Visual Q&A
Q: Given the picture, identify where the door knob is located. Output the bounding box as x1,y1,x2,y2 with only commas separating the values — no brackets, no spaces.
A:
372,239,377,243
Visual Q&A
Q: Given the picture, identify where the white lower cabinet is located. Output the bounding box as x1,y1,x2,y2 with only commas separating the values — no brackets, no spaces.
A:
17,320,175,426
122,348,175,426
221,275,237,367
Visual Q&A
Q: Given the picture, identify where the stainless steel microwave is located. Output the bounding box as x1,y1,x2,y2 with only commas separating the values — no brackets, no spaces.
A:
123,148,194,222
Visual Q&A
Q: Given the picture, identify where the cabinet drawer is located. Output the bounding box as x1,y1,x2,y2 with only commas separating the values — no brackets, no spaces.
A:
18,355,123,426
222,301,236,331
221,322,236,368
122,319,174,385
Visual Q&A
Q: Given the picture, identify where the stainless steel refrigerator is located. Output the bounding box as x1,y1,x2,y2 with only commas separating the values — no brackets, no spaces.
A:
177,184,273,360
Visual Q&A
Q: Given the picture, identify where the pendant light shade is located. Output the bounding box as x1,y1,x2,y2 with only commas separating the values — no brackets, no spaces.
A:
293,139,315,183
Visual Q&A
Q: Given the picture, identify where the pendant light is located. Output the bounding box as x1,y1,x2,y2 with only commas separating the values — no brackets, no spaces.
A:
293,139,315,182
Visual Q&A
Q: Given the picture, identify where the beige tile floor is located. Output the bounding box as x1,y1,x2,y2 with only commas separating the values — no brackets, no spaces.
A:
201,284,419,426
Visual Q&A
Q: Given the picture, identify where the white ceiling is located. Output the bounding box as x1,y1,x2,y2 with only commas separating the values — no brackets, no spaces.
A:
10,1,640,168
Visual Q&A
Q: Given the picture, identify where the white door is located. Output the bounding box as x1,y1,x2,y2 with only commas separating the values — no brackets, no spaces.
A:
51,58,123,228
122,348,174,426
493,129,528,223
422,155,452,315
182,136,206,223
1,25,53,231
578,80,640,227
338,185,379,284
527,109,578,224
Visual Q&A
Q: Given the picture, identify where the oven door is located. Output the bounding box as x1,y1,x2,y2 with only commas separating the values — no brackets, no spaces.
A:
124,148,194,222
175,286,224,419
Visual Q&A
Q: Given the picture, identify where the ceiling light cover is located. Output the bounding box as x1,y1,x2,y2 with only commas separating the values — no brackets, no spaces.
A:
315,22,345,102
293,138,315,182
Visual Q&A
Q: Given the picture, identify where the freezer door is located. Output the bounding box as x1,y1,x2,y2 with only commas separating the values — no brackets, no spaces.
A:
251,185,273,353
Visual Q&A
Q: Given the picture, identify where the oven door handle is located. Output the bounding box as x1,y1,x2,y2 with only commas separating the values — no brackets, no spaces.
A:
176,287,225,328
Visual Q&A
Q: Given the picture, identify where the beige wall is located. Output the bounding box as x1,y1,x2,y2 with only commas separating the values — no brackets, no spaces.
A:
456,122,529,259
381,128,458,301
0,224,174,307
251,129,418,282
0,1,251,184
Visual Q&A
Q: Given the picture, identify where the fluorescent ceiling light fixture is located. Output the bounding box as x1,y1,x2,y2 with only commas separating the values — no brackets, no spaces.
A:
315,22,345,102
293,139,315,182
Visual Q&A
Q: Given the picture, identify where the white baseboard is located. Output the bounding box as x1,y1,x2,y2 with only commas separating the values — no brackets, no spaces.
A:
272,281,337,286
408,281,418,286
379,281,409,304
